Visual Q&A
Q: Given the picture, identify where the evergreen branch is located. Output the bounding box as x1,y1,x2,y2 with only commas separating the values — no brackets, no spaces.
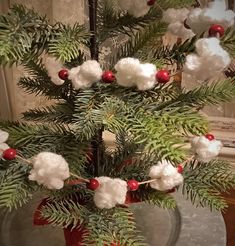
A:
221,27,235,58
0,163,36,210
182,159,235,211
156,79,235,110
23,102,74,124
40,199,87,229
83,207,147,246
48,23,89,62
0,4,54,65
109,22,167,68
97,0,162,42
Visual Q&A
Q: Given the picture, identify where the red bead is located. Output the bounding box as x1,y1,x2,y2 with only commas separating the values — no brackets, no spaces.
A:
86,178,100,190
147,0,156,6
127,180,139,191
156,69,170,84
58,69,69,80
208,24,225,38
2,148,17,160
102,71,116,83
177,165,183,174
205,133,215,141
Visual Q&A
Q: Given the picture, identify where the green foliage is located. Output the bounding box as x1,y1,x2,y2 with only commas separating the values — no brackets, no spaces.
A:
0,4,53,65
83,207,147,246
0,162,36,210
109,22,167,68
183,159,235,211
221,27,235,58
48,23,89,62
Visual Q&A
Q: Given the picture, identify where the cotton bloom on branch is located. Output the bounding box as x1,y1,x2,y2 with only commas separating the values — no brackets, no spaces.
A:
0,129,9,158
162,8,195,40
148,160,183,191
184,37,230,81
29,152,70,189
191,136,222,163
187,0,235,34
115,57,157,90
94,177,128,209
117,0,151,17
68,60,102,90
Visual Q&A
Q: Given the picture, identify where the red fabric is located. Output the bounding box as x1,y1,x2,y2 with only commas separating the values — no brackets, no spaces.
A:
33,198,50,226
63,225,86,246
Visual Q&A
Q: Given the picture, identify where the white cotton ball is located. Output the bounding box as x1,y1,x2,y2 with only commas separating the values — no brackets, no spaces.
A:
168,22,195,40
118,0,150,17
187,0,235,34
115,57,141,87
0,130,9,144
184,37,231,81
94,177,127,209
191,136,223,162
29,152,70,189
45,56,65,85
128,0,150,18
149,160,183,191
79,60,103,82
136,63,157,91
163,8,190,24
68,60,102,90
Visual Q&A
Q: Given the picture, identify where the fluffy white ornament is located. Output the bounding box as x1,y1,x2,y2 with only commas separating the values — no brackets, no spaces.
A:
184,37,231,81
187,0,235,34
0,129,9,158
163,8,195,40
149,160,183,191
115,57,157,90
68,60,102,90
45,56,65,85
94,177,128,209
191,136,222,162
117,0,150,17
29,152,70,189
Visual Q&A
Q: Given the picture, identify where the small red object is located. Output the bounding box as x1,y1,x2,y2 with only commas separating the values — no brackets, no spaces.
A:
156,69,170,84
102,71,116,83
208,24,225,38
2,148,17,160
177,165,183,174
127,180,139,191
58,69,69,80
86,178,100,190
205,133,215,141
147,0,156,6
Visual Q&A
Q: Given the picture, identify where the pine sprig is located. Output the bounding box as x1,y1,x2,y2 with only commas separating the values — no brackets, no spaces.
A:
182,159,235,211
221,27,235,58
48,23,89,62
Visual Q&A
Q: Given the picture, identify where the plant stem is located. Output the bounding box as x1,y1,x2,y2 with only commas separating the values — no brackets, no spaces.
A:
88,0,103,176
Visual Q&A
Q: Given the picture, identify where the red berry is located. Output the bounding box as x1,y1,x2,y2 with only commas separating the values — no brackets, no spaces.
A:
205,133,215,141
208,24,225,38
156,69,170,84
102,71,116,83
177,165,183,174
147,0,156,6
2,148,17,160
58,69,69,80
127,180,139,191
86,178,100,190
